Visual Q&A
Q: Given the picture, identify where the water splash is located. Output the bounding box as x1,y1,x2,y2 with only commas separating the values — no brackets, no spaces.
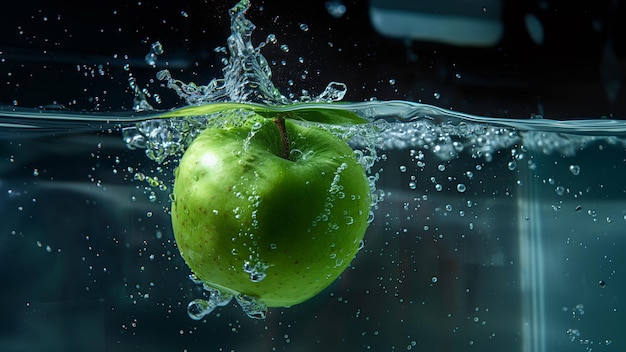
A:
235,293,268,319
156,0,345,106
187,274,269,320
186,274,234,320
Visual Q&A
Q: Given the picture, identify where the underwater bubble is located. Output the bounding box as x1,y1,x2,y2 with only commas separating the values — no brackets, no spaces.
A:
151,41,164,55
187,299,216,320
569,165,581,175
243,260,268,282
280,44,290,53
299,23,309,31
266,33,277,44
145,52,157,66
431,276,438,283
325,1,346,18
507,161,517,170
555,186,565,196
456,183,467,193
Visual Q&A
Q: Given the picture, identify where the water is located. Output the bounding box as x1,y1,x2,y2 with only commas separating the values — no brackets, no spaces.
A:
2,0,626,351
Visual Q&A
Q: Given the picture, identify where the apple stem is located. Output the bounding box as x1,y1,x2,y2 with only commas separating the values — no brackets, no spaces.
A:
274,116,290,160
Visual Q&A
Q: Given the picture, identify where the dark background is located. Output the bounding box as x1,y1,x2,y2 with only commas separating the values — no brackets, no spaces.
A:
1,0,625,119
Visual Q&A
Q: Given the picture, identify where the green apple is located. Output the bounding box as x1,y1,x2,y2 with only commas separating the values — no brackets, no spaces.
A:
171,110,371,309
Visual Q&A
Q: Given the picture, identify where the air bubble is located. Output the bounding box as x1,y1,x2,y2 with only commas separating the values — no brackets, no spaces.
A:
569,165,580,175
145,53,157,66
243,260,268,282
457,184,466,193
235,294,268,319
187,299,216,320
151,41,164,55
325,1,347,18
187,285,233,320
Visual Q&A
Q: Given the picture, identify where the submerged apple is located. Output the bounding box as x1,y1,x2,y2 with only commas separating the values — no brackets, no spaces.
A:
171,110,371,309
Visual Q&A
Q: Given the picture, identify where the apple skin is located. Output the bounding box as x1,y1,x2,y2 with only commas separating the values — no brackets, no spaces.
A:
171,112,371,307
